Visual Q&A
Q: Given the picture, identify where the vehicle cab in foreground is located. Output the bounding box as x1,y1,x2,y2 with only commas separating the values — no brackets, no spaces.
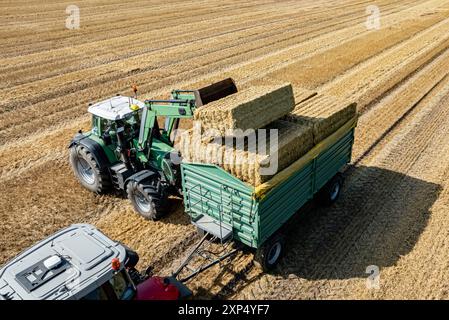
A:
0,224,191,300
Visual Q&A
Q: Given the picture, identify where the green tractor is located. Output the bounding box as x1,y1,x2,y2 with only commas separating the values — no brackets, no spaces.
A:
69,79,237,220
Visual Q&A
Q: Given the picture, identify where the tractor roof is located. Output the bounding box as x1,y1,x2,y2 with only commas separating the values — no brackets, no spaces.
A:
0,224,126,300
88,96,145,120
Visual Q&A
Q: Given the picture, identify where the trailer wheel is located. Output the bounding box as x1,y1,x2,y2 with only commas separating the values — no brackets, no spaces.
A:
127,177,168,220
69,145,110,193
254,233,285,271
320,173,344,206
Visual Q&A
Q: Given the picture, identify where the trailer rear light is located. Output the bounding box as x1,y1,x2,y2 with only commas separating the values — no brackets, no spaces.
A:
111,258,121,271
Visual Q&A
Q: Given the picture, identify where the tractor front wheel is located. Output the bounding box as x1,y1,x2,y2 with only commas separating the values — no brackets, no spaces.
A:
127,177,168,220
69,145,110,193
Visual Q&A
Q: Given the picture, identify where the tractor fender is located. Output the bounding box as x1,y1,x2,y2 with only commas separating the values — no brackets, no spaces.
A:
124,170,159,189
69,134,110,171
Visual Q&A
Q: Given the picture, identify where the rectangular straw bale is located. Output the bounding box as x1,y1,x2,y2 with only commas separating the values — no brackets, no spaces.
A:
194,83,295,135
286,94,357,144
178,120,313,186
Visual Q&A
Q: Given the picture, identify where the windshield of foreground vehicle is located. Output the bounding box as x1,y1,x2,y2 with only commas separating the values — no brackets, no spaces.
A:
81,270,135,300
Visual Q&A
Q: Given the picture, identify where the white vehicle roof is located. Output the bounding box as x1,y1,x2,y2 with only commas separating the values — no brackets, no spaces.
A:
0,224,126,300
88,96,144,121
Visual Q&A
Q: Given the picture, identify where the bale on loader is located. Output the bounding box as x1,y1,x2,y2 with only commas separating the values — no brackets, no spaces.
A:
194,83,295,135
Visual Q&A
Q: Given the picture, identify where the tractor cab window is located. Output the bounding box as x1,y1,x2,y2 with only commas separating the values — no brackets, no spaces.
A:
81,284,111,300
109,270,135,300
126,109,142,126
121,110,142,138
91,115,117,138
91,115,111,136
103,120,117,137
81,270,135,300
125,110,142,130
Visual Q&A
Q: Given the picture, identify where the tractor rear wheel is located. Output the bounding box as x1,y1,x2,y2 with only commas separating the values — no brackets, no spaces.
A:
69,145,110,193
127,177,168,220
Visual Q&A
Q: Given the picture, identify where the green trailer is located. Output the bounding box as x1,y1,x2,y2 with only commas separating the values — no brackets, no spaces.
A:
180,117,357,271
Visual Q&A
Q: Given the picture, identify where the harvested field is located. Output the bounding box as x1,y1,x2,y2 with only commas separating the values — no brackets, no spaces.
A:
2,0,449,300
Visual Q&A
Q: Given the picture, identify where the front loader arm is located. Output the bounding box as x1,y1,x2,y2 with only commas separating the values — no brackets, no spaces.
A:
138,107,157,151
137,99,196,153
137,78,237,159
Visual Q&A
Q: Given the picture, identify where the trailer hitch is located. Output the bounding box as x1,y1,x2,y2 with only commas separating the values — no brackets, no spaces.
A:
172,233,239,283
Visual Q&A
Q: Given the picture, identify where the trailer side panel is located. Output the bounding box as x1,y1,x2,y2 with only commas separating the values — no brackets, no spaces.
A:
257,129,355,246
181,128,355,249
181,163,258,247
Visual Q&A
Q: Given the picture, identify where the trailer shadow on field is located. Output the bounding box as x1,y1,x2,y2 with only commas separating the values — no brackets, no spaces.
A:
271,164,441,281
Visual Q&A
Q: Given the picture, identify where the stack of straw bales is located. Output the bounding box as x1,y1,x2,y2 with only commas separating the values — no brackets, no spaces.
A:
178,120,313,186
179,79,357,187
286,94,357,144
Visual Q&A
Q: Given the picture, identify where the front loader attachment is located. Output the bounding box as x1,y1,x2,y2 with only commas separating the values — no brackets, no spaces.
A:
194,78,238,106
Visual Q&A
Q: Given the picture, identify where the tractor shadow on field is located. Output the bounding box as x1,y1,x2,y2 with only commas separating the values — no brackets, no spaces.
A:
114,191,192,226
271,165,441,281
161,196,192,226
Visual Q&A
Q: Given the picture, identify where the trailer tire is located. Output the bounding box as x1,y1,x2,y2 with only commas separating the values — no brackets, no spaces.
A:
254,233,285,271
320,173,344,206
69,145,110,193
127,177,168,220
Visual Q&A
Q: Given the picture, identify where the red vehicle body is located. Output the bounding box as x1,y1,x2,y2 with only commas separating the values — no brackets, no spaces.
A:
135,276,182,300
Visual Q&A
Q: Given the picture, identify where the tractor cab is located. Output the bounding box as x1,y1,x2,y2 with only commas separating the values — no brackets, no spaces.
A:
0,224,191,300
88,96,144,144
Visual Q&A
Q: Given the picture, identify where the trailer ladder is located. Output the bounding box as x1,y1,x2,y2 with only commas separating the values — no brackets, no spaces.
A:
186,184,243,243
